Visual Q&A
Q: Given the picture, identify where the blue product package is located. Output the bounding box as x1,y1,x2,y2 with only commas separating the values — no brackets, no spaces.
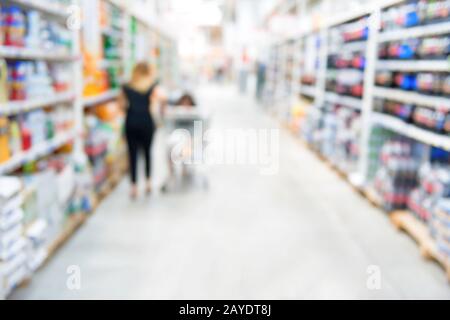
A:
399,43,415,59
404,9,420,27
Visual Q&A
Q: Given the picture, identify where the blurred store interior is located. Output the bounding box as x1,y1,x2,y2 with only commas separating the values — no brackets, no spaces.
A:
0,0,449,299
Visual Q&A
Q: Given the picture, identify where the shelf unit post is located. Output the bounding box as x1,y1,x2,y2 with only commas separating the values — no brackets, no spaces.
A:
293,37,303,98
355,8,381,188
71,0,85,160
314,28,328,109
122,11,132,83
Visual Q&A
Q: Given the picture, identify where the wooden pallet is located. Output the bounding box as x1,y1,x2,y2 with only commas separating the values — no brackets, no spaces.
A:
45,214,87,261
363,187,383,209
282,120,360,189
278,118,450,282
391,211,450,282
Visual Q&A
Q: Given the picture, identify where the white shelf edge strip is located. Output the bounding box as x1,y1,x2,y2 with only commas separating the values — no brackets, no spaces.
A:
329,41,367,54
326,0,404,28
325,92,363,110
0,46,77,61
83,90,120,107
379,21,450,42
373,87,450,109
0,130,76,175
377,60,450,72
9,0,69,19
372,113,450,151
0,92,76,116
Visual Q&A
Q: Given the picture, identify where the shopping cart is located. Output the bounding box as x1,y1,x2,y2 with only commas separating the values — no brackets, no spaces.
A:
162,106,211,192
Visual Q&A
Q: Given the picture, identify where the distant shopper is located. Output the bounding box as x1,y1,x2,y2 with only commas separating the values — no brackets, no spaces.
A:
239,47,251,94
256,60,266,102
120,62,166,199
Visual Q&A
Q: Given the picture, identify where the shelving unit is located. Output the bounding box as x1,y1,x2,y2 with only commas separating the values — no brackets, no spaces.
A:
0,92,76,116
7,0,70,19
0,0,178,299
373,87,450,110
0,46,79,61
266,0,450,282
0,130,76,175
83,89,120,108
0,0,78,298
324,92,362,110
378,21,450,42
372,113,450,151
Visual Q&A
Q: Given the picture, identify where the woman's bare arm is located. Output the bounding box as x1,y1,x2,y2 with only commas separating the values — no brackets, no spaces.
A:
118,90,127,111
150,85,168,119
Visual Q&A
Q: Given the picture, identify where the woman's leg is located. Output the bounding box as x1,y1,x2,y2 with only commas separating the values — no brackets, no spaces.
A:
143,129,155,193
126,129,139,198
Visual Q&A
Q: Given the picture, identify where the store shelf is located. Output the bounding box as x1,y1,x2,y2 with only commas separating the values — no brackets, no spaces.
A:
0,130,76,175
373,87,450,110
372,113,450,151
325,92,362,110
379,21,450,42
83,90,121,108
0,46,78,61
0,92,76,116
377,60,450,72
8,0,69,19
329,40,367,54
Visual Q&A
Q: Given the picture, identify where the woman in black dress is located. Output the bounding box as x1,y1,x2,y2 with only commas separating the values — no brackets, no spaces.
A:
120,62,165,199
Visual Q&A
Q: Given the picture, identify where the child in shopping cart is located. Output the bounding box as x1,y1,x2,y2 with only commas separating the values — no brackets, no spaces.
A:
162,91,205,191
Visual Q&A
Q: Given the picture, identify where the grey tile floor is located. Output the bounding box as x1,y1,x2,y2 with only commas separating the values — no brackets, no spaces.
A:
12,85,450,299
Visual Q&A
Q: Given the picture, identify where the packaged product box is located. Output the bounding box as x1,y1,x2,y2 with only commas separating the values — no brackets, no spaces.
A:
0,117,11,164
56,164,76,207
0,59,7,103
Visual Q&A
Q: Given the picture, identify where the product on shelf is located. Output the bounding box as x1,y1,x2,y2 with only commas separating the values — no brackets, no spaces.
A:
328,53,366,70
374,98,416,122
376,71,449,97
431,199,450,260
419,37,450,59
375,70,394,87
83,0,124,96
301,74,316,86
382,2,422,30
1,6,26,47
6,61,73,101
408,159,450,222
84,100,125,191
1,4,72,53
0,177,28,299
382,0,450,31
0,117,10,164
379,36,449,60
327,69,364,98
303,103,361,173
341,17,369,43
373,138,420,211
412,105,449,133
1,106,74,161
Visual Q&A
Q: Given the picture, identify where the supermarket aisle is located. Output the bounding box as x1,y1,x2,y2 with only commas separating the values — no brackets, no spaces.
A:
12,85,450,300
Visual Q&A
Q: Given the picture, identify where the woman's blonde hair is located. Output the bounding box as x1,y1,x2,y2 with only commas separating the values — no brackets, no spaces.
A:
130,62,153,88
